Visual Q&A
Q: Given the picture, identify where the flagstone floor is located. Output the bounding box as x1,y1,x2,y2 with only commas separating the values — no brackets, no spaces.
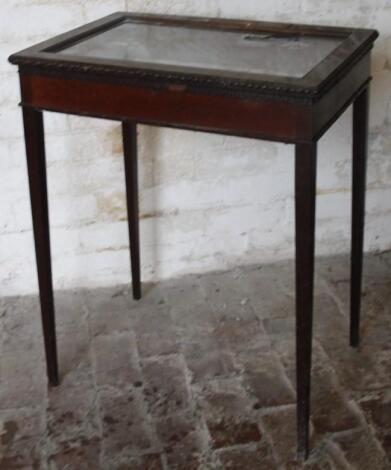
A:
1,252,391,469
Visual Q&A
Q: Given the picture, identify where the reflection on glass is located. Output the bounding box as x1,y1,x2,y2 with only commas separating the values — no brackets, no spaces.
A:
59,21,343,78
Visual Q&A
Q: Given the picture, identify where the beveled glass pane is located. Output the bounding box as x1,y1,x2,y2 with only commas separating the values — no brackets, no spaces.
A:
58,21,343,78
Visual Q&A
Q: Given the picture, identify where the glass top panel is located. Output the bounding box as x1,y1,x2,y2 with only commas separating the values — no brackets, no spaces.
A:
58,21,343,78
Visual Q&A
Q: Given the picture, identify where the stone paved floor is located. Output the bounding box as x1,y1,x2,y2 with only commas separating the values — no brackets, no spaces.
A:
1,252,391,469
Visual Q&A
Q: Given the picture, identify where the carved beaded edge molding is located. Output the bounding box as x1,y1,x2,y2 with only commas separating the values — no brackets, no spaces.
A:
12,57,313,104
10,40,373,105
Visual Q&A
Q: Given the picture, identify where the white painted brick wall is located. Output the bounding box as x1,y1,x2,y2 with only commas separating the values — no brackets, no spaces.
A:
1,0,390,296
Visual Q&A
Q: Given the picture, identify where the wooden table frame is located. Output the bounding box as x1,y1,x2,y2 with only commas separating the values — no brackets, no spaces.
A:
9,12,378,459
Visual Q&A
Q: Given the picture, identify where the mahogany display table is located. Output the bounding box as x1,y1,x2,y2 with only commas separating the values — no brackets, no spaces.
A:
9,12,378,458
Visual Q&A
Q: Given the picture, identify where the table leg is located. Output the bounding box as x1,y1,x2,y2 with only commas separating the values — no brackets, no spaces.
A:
295,142,317,459
122,121,141,300
350,87,369,347
22,107,59,386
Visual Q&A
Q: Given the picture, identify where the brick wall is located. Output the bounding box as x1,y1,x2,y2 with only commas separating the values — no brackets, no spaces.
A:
1,0,390,295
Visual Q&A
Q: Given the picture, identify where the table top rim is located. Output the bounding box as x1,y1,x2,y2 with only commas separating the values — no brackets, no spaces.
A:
8,12,379,103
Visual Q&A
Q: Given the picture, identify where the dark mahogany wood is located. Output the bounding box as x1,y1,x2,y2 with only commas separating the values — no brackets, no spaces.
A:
9,12,379,460
350,86,370,347
295,142,317,458
22,107,59,386
18,72,312,144
122,121,141,300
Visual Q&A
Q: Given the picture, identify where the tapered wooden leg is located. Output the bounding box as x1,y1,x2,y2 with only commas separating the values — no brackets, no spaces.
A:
295,142,317,459
22,107,59,386
350,87,369,347
122,121,141,300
